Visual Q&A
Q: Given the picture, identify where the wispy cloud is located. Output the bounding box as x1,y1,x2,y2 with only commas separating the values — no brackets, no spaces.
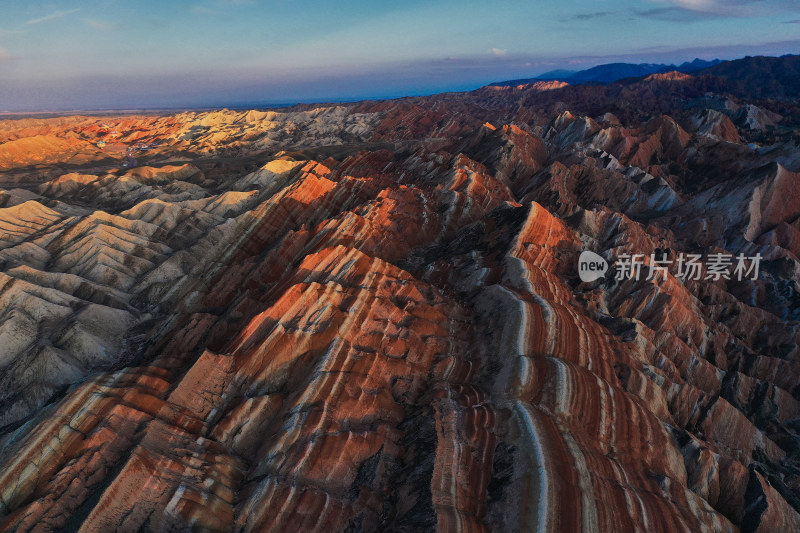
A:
784,19,800,23
83,18,116,31
635,6,720,21
26,8,80,25
667,0,715,9
640,0,800,20
565,11,615,21
491,48,508,58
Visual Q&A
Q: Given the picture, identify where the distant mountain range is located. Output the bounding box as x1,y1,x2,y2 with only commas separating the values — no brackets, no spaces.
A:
491,58,723,86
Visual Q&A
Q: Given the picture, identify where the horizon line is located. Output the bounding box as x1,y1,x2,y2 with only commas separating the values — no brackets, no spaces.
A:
2,52,794,117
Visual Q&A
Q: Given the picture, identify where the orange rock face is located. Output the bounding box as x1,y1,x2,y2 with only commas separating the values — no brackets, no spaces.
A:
1,69,800,532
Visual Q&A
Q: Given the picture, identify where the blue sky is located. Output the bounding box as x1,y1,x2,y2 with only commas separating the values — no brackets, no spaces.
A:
1,0,799,111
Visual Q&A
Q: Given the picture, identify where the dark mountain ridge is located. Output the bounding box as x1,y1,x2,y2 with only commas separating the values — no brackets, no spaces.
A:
492,57,723,86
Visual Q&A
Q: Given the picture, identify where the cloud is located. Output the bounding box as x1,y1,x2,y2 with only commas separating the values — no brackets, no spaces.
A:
566,11,615,21
26,8,80,25
83,19,116,31
668,0,715,9
784,19,800,23
491,48,508,58
635,6,720,21
640,0,800,19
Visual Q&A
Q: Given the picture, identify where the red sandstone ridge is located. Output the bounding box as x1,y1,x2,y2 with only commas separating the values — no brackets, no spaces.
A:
645,71,694,82
487,80,570,91
0,65,800,532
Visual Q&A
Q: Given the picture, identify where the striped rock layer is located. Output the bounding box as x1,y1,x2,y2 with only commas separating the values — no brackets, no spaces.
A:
1,73,800,532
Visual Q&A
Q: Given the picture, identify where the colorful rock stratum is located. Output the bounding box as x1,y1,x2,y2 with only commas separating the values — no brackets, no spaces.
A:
1,55,800,532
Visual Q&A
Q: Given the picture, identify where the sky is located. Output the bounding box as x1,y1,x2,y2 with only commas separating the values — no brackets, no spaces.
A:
0,0,799,111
